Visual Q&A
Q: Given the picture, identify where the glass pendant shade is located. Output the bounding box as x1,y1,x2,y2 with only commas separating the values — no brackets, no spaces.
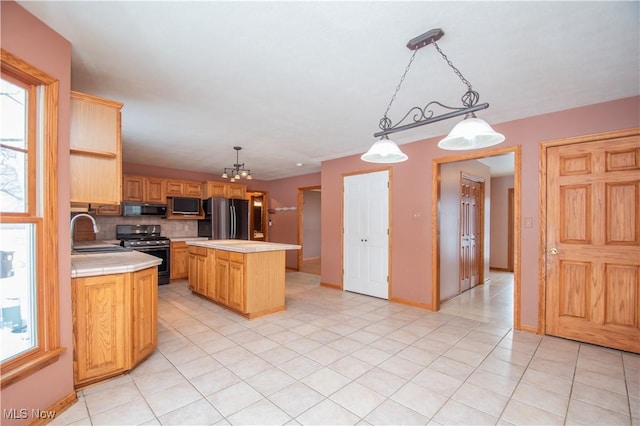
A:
438,116,505,150
361,136,408,163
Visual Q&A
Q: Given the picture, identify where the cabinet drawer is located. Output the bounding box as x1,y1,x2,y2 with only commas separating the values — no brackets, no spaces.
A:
188,246,207,256
229,252,244,263
216,250,229,260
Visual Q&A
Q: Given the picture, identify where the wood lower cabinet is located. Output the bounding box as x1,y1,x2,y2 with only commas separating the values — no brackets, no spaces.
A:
131,267,158,365
72,266,158,388
228,252,245,312
188,246,208,294
170,241,189,280
214,250,229,304
72,273,129,386
190,247,284,319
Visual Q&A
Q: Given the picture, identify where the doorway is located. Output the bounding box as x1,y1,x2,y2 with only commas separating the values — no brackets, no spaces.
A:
432,146,522,329
248,191,268,241
297,186,321,274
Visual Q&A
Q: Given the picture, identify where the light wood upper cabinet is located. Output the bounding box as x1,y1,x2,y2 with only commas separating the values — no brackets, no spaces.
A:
166,179,202,197
122,175,144,202
70,91,123,205
123,175,166,203
145,178,166,203
166,181,184,197
202,181,247,199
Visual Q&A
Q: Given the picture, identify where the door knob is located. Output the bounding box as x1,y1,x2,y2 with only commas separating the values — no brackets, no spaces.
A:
549,248,558,255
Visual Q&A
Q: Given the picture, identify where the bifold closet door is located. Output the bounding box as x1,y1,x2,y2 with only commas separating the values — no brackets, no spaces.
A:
343,170,389,299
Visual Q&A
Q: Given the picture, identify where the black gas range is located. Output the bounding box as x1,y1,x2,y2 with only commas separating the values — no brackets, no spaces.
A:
117,224,170,285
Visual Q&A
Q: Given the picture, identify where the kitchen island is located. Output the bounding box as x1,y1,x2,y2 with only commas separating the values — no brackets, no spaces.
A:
71,250,161,388
186,240,301,318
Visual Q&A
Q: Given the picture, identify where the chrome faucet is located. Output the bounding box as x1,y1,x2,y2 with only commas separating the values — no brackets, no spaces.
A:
70,213,99,251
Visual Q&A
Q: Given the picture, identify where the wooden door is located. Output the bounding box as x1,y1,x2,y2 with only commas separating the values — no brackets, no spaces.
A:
343,170,389,299
460,175,483,293
132,267,157,365
545,130,639,353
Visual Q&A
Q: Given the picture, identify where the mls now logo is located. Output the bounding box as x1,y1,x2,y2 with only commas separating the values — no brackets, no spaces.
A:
3,408,56,420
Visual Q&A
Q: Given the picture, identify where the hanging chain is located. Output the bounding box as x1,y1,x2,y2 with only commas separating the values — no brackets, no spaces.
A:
433,40,472,92
382,49,418,120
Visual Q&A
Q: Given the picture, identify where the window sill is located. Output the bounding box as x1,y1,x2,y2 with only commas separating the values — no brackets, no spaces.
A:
1,347,66,388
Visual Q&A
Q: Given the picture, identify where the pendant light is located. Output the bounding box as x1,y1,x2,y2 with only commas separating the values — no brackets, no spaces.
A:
221,146,252,182
364,28,504,163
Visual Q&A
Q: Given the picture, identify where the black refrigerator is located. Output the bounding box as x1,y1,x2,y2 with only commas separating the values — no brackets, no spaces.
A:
198,197,249,240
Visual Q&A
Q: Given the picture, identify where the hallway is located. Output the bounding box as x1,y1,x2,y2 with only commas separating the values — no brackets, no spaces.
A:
439,270,514,328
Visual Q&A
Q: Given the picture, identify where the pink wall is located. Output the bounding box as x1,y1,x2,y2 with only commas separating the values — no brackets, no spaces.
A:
266,173,321,268
1,1,74,422
321,96,639,328
490,176,514,269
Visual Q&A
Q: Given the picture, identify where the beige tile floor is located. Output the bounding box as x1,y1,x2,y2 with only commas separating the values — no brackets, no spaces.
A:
52,272,639,425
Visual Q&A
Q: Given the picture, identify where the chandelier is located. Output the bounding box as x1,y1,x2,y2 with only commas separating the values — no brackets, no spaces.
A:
362,28,505,163
221,146,252,182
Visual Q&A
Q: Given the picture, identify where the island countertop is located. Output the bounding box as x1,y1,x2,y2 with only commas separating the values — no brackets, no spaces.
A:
71,251,162,278
186,239,301,253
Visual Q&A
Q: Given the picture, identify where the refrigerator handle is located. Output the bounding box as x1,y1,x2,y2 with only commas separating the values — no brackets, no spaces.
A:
231,205,236,239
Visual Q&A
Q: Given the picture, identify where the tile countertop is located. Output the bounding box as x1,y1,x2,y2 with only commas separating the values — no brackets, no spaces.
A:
71,251,162,278
169,236,209,242
186,239,301,253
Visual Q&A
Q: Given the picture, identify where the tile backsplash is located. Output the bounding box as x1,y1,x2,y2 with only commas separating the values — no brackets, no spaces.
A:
95,216,198,240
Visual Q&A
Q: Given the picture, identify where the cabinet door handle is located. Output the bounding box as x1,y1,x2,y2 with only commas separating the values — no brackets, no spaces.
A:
549,248,558,255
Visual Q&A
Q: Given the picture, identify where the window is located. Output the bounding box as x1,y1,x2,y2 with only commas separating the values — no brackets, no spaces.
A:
0,49,63,387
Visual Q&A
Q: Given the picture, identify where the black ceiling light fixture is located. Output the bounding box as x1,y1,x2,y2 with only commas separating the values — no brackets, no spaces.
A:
221,146,252,182
362,28,505,163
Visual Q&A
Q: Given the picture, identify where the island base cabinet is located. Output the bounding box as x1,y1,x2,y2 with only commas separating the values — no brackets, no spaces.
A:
72,266,158,389
132,267,158,366
244,251,285,318
72,273,131,388
191,248,285,319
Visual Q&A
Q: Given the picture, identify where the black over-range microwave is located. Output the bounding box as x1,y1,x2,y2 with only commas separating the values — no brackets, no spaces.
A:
171,197,201,215
122,202,167,216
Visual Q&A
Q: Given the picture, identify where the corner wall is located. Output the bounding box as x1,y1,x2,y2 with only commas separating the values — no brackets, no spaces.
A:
1,2,74,423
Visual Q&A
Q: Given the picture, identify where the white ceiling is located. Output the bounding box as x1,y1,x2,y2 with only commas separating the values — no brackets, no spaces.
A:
18,1,639,181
